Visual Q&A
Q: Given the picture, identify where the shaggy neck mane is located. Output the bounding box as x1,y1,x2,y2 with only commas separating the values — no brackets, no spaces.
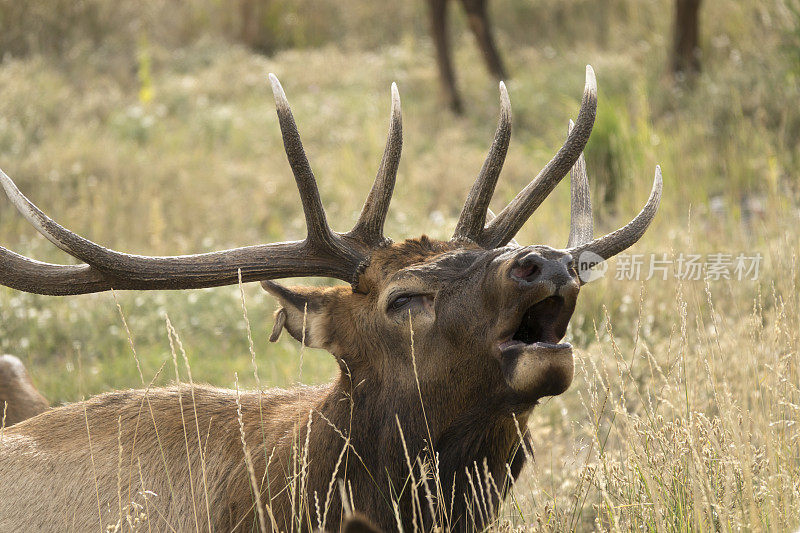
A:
251,368,533,532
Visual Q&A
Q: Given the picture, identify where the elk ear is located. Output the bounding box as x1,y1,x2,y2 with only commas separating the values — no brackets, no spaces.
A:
261,281,330,349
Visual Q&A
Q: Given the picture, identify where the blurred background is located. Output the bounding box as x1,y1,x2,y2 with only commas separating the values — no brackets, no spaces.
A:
1,0,798,529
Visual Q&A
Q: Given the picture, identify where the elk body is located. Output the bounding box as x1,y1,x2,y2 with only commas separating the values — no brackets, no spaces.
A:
0,67,661,532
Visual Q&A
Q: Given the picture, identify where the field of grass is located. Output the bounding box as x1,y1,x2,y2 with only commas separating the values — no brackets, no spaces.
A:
1,0,799,530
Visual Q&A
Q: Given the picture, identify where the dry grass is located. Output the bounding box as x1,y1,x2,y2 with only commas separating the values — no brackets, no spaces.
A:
1,0,799,530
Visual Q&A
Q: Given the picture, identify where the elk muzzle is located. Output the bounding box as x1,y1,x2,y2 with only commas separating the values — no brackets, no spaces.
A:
496,247,578,399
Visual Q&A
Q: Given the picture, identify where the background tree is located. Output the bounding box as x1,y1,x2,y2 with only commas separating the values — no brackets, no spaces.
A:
672,0,702,79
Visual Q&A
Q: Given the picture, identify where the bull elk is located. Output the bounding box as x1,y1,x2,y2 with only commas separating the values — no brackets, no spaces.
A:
0,66,661,532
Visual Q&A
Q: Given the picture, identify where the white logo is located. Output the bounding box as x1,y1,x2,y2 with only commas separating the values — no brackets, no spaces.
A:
576,251,607,283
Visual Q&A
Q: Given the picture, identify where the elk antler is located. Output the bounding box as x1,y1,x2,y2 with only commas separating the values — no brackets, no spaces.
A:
451,65,662,267
453,65,661,266
0,75,403,295
566,166,662,267
560,119,662,276
566,119,593,248
480,65,597,248
1,68,661,296
347,83,402,247
452,65,598,248
452,81,511,242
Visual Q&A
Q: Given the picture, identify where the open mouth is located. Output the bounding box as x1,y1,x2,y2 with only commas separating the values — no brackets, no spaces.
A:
498,295,573,352
497,294,577,398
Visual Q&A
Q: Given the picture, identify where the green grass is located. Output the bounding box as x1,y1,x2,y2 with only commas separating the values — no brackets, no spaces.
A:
1,0,799,530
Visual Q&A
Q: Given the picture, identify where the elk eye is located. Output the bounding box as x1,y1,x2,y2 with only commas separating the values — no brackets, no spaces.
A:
387,294,415,312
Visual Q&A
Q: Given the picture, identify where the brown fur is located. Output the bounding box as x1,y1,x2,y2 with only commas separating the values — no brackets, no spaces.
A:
0,354,49,427
341,513,383,533
0,238,579,532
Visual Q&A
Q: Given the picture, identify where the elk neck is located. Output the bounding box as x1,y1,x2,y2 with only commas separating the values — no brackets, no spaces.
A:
252,358,534,531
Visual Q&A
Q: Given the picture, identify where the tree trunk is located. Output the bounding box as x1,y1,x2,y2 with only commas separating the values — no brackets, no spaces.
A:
671,0,702,79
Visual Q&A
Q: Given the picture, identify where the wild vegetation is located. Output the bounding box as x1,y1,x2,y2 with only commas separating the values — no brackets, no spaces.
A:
0,0,798,530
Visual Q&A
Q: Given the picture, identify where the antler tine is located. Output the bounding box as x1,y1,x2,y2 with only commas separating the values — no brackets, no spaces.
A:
268,74,337,248
0,166,125,266
566,119,593,247
483,65,597,248
348,82,402,247
568,165,662,269
0,247,112,295
452,81,511,244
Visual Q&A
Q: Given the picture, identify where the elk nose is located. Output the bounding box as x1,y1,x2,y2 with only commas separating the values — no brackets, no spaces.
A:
510,250,575,289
